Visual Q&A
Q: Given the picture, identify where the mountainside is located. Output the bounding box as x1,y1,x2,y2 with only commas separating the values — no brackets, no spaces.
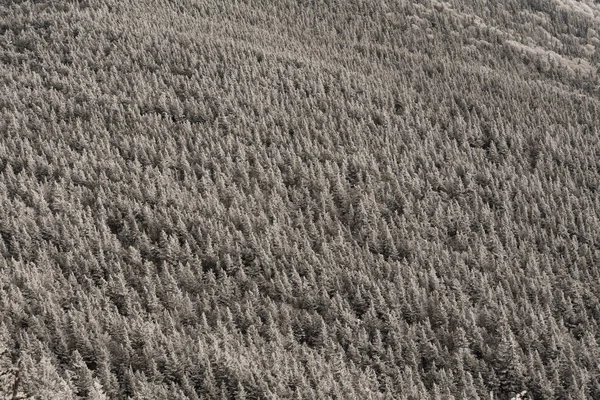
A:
1,0,600,399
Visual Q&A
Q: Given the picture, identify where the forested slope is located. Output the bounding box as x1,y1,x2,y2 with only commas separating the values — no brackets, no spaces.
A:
1,0,600,399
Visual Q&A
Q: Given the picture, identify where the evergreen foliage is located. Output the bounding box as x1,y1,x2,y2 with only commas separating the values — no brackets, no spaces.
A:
1,0,600,398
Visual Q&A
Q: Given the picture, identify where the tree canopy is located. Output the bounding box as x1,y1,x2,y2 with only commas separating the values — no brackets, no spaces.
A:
1,0,600,399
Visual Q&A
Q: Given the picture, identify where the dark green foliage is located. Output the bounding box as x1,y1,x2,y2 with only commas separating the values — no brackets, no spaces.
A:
1,0,600,398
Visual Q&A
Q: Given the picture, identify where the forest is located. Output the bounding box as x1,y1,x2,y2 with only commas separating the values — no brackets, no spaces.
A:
1,0,600,399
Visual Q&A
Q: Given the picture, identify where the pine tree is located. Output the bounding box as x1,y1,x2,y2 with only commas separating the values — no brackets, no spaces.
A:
0,347,31,400
72,350,94,398
20,354,75,400
87,380,109,400
234,381,247,400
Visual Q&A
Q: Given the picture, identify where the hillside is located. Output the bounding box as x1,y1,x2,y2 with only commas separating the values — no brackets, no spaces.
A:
1,0,600,399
